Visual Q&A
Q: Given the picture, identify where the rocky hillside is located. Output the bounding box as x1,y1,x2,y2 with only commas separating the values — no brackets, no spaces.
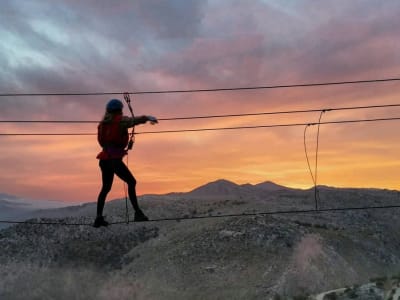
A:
1,180,400,299
311,277,400,299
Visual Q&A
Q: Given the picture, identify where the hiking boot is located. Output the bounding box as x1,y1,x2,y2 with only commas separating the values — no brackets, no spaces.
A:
93,216,109,228
134,210,149,222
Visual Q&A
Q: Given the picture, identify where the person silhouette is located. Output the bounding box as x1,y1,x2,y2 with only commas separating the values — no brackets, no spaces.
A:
94,98,158,227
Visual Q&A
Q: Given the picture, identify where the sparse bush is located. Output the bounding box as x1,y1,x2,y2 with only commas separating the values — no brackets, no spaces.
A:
347,289,358,298
272,293,281,300
323,291,337,300
232,200,246,205
370,276,387,289
370,276,387,283
375,280,385,289
391,273,400,280
314,223,328,230
293,294,309,300
294,221,312,227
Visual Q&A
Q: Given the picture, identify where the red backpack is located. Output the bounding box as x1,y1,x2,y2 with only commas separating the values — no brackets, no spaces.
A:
97,114,128,148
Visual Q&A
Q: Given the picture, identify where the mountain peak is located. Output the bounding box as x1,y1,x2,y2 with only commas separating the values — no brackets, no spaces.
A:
186,179,291,198
188,179,240,197
209,179,238,186
255,181,289,191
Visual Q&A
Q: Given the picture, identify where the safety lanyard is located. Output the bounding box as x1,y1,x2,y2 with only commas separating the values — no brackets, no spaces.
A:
123,92,135,150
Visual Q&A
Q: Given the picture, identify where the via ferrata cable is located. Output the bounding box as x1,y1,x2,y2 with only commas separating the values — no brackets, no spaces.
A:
122,92,136,224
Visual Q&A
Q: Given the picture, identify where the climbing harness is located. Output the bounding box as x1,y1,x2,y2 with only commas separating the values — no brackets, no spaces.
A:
123,92,135,150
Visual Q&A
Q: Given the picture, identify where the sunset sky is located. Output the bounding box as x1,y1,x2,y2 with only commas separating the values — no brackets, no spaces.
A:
1,0,400,203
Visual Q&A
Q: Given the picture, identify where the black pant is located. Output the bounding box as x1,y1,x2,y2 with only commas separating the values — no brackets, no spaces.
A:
97,159,140,217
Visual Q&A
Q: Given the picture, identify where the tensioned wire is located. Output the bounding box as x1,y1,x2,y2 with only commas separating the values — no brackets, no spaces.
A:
0,77,399,97
1,103,400,123
1,204,400,226
304,110,326,210
1,116,400,136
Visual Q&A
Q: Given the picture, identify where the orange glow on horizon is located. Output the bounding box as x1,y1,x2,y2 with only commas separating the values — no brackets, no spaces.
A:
1,97,399,203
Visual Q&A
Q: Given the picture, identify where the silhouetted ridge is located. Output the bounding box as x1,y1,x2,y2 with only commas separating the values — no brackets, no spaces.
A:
187,179,291,197
188,179,241,197
254,181,291,191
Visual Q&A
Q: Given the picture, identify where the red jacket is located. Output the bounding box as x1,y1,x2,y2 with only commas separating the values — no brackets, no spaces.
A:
96,113,148,160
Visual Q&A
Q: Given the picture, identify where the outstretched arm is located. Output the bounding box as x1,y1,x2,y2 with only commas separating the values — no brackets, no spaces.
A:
122,115,158,127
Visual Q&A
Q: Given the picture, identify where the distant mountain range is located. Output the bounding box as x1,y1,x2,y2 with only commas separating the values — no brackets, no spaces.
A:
187,179,294,198
0,193,71,228
1,179,292,226
0,193,71,210
1,179,396,224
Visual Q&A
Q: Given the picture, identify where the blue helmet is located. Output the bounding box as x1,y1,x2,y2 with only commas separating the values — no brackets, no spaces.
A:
106,99,123,112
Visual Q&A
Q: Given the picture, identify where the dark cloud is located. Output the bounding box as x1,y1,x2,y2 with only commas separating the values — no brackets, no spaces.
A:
136,0,400,113
48,0,206,44
131,0,205,39
285,1,400,81
0,0,209,122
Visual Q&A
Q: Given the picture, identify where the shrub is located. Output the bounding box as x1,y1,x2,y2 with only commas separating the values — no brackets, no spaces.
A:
348,290,358,298
323,292,337,300
272,294,281,300
293,294,309,300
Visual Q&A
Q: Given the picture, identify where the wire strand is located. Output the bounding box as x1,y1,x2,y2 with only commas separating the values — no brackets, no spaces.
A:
314,111,326,209
0,77,400,97
1,103,400,124
1,116,400,136
304,125,316,187
1,204,400,226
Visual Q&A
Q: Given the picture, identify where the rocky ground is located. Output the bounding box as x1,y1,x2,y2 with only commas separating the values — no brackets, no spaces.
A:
1,180,400,299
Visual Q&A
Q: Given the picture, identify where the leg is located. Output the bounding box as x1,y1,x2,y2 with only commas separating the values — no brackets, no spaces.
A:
112,159,141,212
97,160,115,217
